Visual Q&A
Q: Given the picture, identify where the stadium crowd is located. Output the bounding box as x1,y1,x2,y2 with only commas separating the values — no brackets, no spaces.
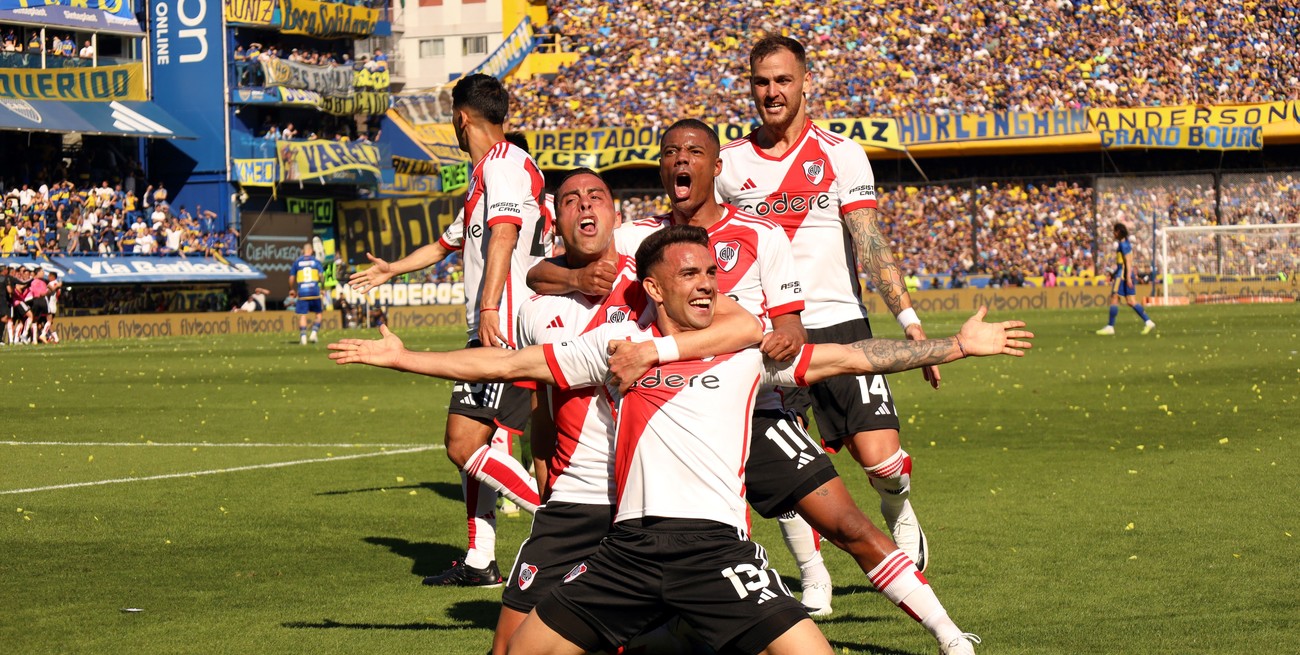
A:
0,180,236,258
515,0,1300,129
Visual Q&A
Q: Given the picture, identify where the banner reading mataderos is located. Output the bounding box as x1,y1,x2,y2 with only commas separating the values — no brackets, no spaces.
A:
260,58,356,98
224,0,276,25
0,63,145,101
278,139,380,182
280,0,378,38
1089,103,1284,150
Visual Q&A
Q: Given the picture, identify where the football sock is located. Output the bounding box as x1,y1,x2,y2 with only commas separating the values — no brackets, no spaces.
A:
1108,305,1119,326
779,512,831,587
466,443,540,514
311,321,321,333
299,326,307,339
869,549,962,643
1133,304,1151,322
865,448,912,517
462,471,497,569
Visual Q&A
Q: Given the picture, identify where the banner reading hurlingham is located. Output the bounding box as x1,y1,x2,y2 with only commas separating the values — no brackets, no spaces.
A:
277,139,380,182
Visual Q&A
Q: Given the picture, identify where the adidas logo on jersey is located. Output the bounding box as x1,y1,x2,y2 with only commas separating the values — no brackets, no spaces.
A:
547,316,565,329
741,178,757,190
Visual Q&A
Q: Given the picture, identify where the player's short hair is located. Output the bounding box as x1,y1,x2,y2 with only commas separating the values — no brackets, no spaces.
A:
452,74,509,125
661,119,720,157
749,35,807,71
555,167,606,215
636,224,709,282
1113,222,1129,239
504,131,530,154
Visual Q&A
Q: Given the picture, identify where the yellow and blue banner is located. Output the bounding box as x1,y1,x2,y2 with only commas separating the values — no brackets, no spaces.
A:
280,0,378,38
224,0,278,26
233,158,278,187
0,63,145,101
277,139,380,182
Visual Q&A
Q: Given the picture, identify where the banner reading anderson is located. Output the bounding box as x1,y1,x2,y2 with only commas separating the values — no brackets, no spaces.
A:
0,63,145,101
278,139,380,182
280,0,378,38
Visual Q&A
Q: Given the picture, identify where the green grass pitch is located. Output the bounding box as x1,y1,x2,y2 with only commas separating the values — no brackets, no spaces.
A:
2,304,1296,654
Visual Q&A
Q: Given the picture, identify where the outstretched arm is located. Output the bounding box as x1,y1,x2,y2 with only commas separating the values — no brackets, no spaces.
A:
328,325,556,385
801,307,1033,385
845,206,940,388
349,243,452,293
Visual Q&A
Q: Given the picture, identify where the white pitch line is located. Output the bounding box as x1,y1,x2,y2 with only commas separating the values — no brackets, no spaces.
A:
0,445,441,496
0,441,428,448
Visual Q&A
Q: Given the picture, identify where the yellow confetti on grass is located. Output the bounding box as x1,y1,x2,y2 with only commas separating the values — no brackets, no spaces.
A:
1219,438,1230,445
408,490,418,496
1128,555,1138,560
1125,522,1135,531
396,476,405,483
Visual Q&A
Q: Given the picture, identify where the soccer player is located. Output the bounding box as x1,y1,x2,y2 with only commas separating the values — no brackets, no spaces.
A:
528,122,983,653
491,167,762,655
386,74,549,587
717,36,936,576
329,225,1033,655
290,243,324,345
1096,222,1155,335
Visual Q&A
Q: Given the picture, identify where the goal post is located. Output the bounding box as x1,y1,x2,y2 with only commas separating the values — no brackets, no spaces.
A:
1158,223,1299,303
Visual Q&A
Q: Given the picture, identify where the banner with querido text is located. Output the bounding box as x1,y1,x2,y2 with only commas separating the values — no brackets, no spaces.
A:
0,63,145,101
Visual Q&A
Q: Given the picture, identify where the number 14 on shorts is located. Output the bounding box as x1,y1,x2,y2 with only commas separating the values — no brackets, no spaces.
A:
721,563,793,603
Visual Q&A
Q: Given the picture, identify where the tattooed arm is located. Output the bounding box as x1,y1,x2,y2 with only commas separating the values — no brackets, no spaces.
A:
845,206,941,388
798,307,1034,385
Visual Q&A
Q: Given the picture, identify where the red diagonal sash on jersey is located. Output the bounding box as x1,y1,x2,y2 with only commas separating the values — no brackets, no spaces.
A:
763,138,835,241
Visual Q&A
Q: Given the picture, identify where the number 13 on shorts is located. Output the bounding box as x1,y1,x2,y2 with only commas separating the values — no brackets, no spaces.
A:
721,563,793,603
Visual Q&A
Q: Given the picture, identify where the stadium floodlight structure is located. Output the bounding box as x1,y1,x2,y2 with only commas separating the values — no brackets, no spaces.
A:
1158,223,1300,302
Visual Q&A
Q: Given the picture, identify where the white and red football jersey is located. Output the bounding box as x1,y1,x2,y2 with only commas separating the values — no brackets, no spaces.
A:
543,322,814,533
517,254,647,506
614,206,803,330
449,140,550,344
613,207,803,410
716,120,878,329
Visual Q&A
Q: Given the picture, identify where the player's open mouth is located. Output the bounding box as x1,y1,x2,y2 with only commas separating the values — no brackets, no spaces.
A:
688,297,711,311
673,172,692,199
577,215,598,236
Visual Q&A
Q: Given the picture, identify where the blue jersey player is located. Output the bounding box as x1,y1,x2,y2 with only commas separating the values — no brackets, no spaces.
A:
291,243,325,344
1097,222,1155,335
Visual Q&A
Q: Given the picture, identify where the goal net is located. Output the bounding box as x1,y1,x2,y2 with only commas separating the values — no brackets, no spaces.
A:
1158,223,1300,303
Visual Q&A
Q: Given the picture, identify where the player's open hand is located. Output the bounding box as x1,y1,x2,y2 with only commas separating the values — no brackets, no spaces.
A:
328,325,405,368
956,306,1034,357
574,259,616,296
607,339,656,393
904,322,942,389
349,252,394,293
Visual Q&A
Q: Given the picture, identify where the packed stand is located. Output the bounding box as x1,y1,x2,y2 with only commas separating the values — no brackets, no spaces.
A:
615,193,672,222
513,0,1300,129
0,180,235,258
1096,176,1216,278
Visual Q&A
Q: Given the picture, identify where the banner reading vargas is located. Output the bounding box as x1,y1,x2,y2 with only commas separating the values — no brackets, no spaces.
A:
0,63,145,101
280,0,378,38
278,139,380,182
